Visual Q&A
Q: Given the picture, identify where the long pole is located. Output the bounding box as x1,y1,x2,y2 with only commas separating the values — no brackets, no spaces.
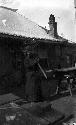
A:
38,63,47,79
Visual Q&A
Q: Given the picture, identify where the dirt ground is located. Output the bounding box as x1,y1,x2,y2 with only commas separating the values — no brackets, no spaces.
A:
0,85,76,124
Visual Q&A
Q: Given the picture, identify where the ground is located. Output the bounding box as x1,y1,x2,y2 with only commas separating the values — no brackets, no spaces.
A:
0,86,76,124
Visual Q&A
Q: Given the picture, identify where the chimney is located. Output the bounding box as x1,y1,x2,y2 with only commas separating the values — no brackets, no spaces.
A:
48,14,57,37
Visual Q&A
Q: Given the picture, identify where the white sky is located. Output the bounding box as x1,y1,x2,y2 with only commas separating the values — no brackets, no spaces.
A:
0,0,74,8
0,0,75,42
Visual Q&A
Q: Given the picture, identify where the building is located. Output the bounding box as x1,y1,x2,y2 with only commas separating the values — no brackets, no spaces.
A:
38,14,76,69
0,6,61,98
0,6,76,101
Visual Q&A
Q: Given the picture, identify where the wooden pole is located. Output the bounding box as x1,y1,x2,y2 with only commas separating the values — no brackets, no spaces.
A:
38,63,47,79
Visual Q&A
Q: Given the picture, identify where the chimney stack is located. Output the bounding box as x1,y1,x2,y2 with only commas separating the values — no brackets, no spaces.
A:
48,14,57,37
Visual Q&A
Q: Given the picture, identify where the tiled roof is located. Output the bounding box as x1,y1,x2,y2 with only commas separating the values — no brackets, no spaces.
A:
0,6,57,41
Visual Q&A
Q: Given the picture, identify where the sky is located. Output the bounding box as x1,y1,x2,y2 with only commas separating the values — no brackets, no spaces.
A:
0,0,75,42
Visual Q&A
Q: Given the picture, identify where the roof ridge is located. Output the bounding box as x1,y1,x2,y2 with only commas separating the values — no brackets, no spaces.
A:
0,6,18,12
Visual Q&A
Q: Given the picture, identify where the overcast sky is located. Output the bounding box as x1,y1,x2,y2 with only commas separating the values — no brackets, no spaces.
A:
0,0,75,42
